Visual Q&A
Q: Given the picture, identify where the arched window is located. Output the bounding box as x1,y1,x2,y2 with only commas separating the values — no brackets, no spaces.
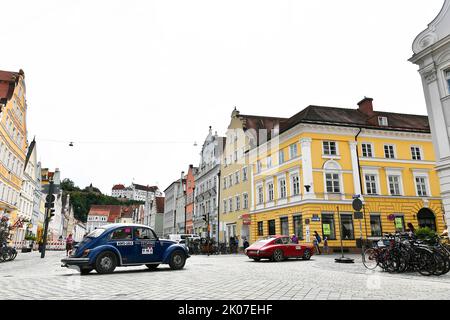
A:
417,208,436,231
324,160,342,194
446,69,450,94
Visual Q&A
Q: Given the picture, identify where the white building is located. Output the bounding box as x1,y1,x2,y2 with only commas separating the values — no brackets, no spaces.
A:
410,0,450,228
193,126,225,239
163,180,182,236
111,183,162,202
86,208,109,233
73,221,86,242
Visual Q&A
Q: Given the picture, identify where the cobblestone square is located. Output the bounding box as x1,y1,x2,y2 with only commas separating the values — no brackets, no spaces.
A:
1,251,450,300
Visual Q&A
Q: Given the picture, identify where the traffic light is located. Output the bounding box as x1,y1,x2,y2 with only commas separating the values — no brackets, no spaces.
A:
202,214,207,222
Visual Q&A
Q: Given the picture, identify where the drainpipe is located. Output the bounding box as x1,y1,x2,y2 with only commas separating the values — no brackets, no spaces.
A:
354,128,369,241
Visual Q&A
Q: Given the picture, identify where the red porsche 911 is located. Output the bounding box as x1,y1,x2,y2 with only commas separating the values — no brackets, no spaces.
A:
244,235,314,262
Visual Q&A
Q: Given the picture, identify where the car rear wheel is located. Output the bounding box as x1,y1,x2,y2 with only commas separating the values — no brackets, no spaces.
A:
169,251,186,270
95,252,117,274
302,249,311,260
272,249,284,262
146,264,159,270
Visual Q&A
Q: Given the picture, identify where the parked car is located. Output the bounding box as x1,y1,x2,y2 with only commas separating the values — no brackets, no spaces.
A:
61,224,190,274
244,235,314,262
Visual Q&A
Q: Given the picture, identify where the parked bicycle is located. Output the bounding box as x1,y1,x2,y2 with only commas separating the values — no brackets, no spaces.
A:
363,232,449,276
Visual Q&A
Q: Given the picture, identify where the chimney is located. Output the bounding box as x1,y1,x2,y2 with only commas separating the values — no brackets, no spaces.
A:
357,97,375,116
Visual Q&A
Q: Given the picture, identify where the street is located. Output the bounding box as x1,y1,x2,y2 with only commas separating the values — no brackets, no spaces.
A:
1,251,450,300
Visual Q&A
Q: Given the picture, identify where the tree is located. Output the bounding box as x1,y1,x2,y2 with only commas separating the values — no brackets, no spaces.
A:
60,178,80,192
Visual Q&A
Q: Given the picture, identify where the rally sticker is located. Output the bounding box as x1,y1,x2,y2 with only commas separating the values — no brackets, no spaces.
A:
295,246,301,250
142,247,153,255
116,241,133,246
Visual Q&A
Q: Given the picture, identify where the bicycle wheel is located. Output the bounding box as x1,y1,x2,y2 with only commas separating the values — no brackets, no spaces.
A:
415,248,435,276
363,248,379,270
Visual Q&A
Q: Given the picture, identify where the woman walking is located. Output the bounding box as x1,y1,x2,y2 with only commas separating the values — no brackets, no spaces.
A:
313,231,322,255
65,233,74,256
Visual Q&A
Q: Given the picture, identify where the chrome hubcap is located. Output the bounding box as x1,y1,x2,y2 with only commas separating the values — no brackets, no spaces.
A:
174,254,183,266
100,256,112,269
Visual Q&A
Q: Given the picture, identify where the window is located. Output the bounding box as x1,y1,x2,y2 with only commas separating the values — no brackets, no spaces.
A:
280,217,289,236
235,171,240,184
223,178,227,189
378,116,388,126
223,200,227,213
323,141,337,156
257,221,264,236
267,183,274,201
279,150,285,164
394,215,405,233
325,173,340,193
279,178,286,198
229,198,233,212
445,69,450,94
321,213,336,240
268,220,276,235
257,186,264,204
388,175,401,196
362,143,373,157
235,195,240,211
340,214,355,240
370,215,382,237
257,160,262,173
110,227,133,240
234,151,238,162
289,144,298,158
292,175,300,196
415,176,428,196
229,175,233,187
267,156,272,169
242,167,248,181
293,215,303,240
243,193,248,209
411,146,422,160
365,174,378,195
384,145,395,159
134,228,156,240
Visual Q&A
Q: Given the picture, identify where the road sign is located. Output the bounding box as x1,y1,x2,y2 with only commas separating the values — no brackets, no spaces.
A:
45,194,56,203
354,211,363,219
45,202,55,209
42,184,60,194
352,198,363,211
311,214,320,222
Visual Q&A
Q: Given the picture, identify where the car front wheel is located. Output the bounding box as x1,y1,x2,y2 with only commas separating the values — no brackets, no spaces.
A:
272,249,284,262
169,251,186,270
95,252,117,274
80,267,93,275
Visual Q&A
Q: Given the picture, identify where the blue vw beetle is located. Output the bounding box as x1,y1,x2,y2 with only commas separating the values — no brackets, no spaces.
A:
61,223,189,275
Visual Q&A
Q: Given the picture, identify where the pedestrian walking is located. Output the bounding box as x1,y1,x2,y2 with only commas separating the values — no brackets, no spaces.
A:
313,231,321,255
235,235,240,254
65,233,74,256
323,236,329,254
291,234,298,244
243,238,249,250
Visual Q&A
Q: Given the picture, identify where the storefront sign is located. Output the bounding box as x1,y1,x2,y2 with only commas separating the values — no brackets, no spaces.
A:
311,215,320,222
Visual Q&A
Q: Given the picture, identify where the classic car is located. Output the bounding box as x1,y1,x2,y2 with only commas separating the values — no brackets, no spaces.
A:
244,235,314,262
61,223,189,274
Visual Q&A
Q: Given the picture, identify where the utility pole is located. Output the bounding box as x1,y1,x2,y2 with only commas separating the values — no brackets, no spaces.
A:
41,179,55,259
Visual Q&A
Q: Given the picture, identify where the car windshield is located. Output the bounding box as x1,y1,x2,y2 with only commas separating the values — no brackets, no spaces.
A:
86,228,106,238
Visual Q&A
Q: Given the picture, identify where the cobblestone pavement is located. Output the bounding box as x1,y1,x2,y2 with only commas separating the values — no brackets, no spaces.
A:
1,251,450,300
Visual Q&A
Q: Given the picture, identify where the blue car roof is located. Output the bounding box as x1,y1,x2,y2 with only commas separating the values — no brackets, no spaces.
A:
99,223,155,230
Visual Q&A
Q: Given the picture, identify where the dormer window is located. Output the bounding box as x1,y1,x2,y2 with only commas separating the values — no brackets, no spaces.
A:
378,116,388,126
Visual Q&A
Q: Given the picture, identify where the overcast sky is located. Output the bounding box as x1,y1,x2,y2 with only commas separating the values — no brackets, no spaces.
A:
1,0,445,194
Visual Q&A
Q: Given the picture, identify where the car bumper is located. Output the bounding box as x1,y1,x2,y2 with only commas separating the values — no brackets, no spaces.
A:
245,251,271,258
61,257,90,269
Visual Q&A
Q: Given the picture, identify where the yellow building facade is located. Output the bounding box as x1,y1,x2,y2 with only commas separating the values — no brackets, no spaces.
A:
219,109,286,245
249,98,445,250
0,70,28,237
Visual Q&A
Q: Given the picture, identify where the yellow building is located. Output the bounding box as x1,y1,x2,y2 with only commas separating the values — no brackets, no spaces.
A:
0,70,28,239
219,108,285,246
249,98,445,250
